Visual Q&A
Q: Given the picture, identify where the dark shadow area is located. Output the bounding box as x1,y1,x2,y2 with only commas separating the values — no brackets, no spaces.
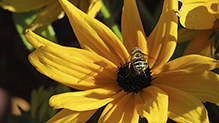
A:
0,8,56,101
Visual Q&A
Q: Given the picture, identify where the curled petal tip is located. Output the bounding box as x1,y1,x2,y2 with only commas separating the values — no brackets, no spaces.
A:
25,29,30,34
173,9,180,17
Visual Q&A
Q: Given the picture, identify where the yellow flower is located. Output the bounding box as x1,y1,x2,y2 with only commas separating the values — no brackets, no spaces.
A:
179,0,218,57
25,0,219,122
0,0,102,33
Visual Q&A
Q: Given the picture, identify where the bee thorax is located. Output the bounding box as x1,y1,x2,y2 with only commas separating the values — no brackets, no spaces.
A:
133,60,148,72
116,47,152,93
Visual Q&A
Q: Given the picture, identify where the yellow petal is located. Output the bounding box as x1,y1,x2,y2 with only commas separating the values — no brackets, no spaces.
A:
0,0,52,12
184,30,215,58
68,0,102,18
218,0,219,14
156,84,209,123
180,0,218,29
59,0,129,66
25,30,59,48
28,43,118,90
79,0,102,18
98,91,125,122
178,28,202,43
147,0,178,70
153,54,219,75
137,86,168,123
47,109,97,123
122,107,139,123
49,87,122,111
25,1,64,33
121,0,147,54
99,92,139,123
153,71,219,106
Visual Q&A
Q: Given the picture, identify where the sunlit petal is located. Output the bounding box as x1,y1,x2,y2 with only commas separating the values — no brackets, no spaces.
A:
121,0,147,54
137,86,168,123
47,109,97,123
49,87,122,111
147,0,178,70
156,84,209,123
153,54,219,75
180,0,218,29
99,92,139,123
154,71,219,106
184,30,215,58
28,44,118,90
59,0,129,66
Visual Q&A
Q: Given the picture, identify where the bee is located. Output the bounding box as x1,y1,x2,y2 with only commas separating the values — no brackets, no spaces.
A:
129,47,148,74
117,47,152,93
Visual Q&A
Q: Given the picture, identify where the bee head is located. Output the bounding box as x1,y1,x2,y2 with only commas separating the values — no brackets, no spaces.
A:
130,47,145,61
131,47,143,55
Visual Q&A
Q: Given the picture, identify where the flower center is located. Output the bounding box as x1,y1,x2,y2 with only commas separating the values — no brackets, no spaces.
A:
116,48,152,93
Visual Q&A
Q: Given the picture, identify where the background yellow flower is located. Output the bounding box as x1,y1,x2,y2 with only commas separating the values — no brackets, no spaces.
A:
178,0,218,57
0,0,102,33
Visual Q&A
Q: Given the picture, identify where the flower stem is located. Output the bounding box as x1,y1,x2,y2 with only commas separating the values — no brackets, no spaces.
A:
100,3,123,42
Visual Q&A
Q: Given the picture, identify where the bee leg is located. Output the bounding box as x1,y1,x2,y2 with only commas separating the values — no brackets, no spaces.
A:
118,74,124,79
125,70,131,78
128,62,131,69
125,63,132,78
143,71,147,78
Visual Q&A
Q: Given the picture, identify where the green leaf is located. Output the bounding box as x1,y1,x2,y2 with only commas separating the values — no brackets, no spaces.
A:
12,10,57,52
29,84,70,122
